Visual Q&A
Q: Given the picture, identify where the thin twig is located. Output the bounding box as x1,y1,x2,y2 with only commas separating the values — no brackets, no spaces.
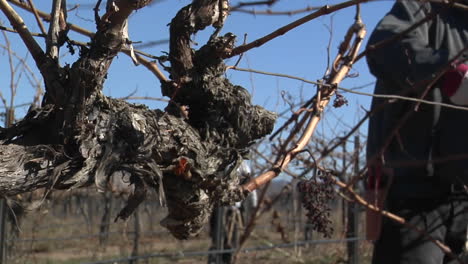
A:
241,13,366,193
119,96,169,102
133,39,169,49
225,0,374,58
252,149,298,178
0,25,45,37
322,15,334,77
228,66,468,112
233,33,247,68
0,43,43,92
1,30,16,110
94,0,103,30
0,0,46,67
268,97,314,140
232,6,319,16
231,0,277,8
8,0,168,83
25,0,47,35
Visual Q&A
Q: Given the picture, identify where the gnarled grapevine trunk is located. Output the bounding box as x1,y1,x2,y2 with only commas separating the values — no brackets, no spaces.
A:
0,0,276,239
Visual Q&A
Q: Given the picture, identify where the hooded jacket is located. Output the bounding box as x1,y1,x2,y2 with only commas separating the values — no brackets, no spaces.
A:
366,1,468,188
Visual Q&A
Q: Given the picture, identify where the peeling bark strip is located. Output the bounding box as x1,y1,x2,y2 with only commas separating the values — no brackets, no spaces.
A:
0,0,276,239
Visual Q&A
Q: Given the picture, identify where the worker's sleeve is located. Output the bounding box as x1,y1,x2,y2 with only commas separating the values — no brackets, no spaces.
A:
366,1,449,93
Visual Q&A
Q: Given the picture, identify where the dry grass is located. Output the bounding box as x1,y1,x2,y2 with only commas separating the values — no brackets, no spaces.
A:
4,197,373,264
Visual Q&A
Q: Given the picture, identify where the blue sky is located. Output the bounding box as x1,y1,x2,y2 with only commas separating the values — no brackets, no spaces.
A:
0,0,394,139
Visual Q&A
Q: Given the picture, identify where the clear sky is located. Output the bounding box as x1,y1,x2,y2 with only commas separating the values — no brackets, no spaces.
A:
0,0,394,140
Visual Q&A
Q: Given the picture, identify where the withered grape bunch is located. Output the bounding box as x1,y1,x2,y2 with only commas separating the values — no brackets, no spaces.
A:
333,92,349,108
297,172,335,237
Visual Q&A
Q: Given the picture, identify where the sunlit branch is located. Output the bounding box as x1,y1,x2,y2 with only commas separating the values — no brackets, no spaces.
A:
0,24,45,36
225,0,375,58
0,0,46,68
241,11,366,194
8,0,168,83
46,0,63,59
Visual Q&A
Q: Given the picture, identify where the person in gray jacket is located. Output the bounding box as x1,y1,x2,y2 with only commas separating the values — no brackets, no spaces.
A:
366,1,468,263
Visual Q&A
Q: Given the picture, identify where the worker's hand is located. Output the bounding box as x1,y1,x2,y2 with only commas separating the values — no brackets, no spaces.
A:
442,63,468,105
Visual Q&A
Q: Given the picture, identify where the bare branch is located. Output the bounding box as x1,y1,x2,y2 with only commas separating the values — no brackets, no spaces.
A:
232,6,319,16
229,66,468,112
225,0,374,58
241,15,367,192
46,0,63,59
0,43,43,99
60,0,156,109
0,0,46,68
25,0,47,35
231,0,277,8
8,0,168,83
0,24,45,36
1,30,16,110
94,0,103,29
10,0,92,36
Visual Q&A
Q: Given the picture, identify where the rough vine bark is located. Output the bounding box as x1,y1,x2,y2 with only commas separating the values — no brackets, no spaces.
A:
0,0,276,239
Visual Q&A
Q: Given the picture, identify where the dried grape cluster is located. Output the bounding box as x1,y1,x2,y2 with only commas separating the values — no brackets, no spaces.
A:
297,172,335,237
333,92,348,108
